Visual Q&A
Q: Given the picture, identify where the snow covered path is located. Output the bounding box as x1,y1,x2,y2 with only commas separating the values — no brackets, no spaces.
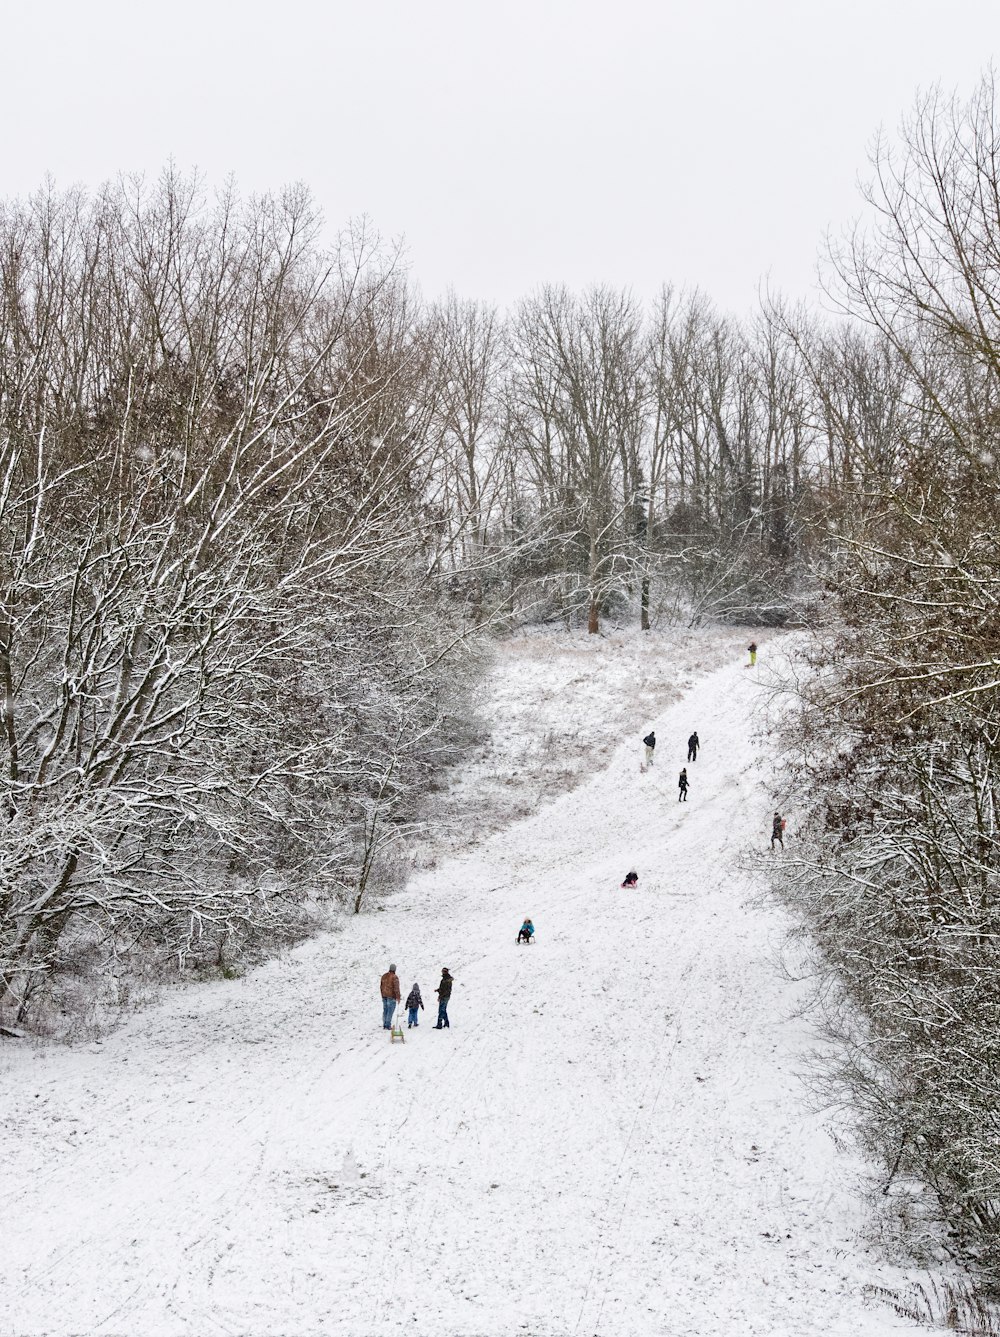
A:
1,643,927,1336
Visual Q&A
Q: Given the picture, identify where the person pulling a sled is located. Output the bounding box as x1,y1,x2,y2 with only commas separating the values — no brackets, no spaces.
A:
678,767,689,802
643,730,656,766
380,964,401,1030
517,919,535,944
687,731,699,762
621,870,639,888
405,983,424,1028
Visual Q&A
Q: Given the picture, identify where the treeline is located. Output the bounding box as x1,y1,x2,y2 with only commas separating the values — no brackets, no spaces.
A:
778,72,1000,1289
0,179,477,1024
0,164,868,1026
7,65,997,1052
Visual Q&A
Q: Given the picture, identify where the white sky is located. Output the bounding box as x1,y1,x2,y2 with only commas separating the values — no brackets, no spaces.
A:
3,0,997,315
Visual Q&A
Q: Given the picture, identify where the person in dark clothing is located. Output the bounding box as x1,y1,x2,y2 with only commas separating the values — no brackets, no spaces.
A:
517,919,534,944
678,767,689,802
380,964,401,1029
621,870,639,888
405,983,424,1028
434,968,453,1028
643,731,656,766
687,731,700,762
771,811,785,848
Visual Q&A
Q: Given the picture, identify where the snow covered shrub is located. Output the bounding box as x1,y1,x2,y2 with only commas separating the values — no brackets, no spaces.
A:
0,173,478,1026
775,70,1000,1295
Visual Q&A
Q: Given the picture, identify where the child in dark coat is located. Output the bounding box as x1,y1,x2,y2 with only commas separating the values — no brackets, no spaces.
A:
405,984,424,1027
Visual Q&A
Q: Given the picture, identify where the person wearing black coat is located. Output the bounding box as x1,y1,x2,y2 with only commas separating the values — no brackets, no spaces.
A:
643,731,656,766
678,767,689,802
433,968,453,1028
687,731,699,762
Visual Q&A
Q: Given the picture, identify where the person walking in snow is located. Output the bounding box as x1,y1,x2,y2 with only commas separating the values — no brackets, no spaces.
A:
643,730,656,766
687,731,700,762
433,968,453,1028
747,642,758,668
405,982,424,1028
771,811,785,849
380,964,401,1030
678,767,689,802
621,870,639,888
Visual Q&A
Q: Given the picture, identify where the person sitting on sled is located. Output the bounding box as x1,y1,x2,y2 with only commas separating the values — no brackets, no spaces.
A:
621,870,639,888
517,919,535,943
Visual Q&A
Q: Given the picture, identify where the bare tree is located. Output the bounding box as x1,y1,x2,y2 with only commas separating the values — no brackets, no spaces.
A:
0,173,464,1019
508,285,647,633
779,72,1000,1285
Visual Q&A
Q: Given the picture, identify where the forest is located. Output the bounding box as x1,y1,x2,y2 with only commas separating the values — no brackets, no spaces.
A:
2,71,1000,1293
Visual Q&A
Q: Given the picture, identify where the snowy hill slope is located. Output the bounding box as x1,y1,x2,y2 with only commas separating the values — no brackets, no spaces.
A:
0,632,934,1336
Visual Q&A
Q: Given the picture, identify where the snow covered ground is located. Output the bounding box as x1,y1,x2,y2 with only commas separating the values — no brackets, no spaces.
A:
0,627,936,1336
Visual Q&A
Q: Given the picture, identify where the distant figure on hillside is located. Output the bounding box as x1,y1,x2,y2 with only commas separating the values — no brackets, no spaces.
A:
621,870,639,888
380,964,401,1030
405,983,424,1028
643,731,656,766
747,642,758,668
678,767,689,802
434,968,453,1029
517,919,535,944
687,731,700,762
771,811,786,849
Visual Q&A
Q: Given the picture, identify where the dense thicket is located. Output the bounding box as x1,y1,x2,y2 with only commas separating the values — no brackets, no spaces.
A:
778,72,1000,1286
0,176,472,1023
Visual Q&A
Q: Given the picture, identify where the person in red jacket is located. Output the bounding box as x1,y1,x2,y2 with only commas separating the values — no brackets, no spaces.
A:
380,964,401,1029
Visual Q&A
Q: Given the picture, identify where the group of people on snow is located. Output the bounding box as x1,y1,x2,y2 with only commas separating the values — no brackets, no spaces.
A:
642,727,698,803
626,726,701,886
634,644,787,880
380,642,783,1032
641,727,695,796
380,965,453,1030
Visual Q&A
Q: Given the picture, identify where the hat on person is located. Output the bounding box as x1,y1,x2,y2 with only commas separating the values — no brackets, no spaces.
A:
389,963,396,971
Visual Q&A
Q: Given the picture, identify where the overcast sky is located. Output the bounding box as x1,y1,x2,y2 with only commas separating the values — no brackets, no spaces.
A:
3,1,997,315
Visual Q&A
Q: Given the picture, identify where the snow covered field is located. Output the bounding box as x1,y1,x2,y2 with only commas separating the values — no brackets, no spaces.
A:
0,627,935,1336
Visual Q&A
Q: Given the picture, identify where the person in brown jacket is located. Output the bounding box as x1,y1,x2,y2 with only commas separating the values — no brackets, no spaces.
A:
380,964,401,1029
